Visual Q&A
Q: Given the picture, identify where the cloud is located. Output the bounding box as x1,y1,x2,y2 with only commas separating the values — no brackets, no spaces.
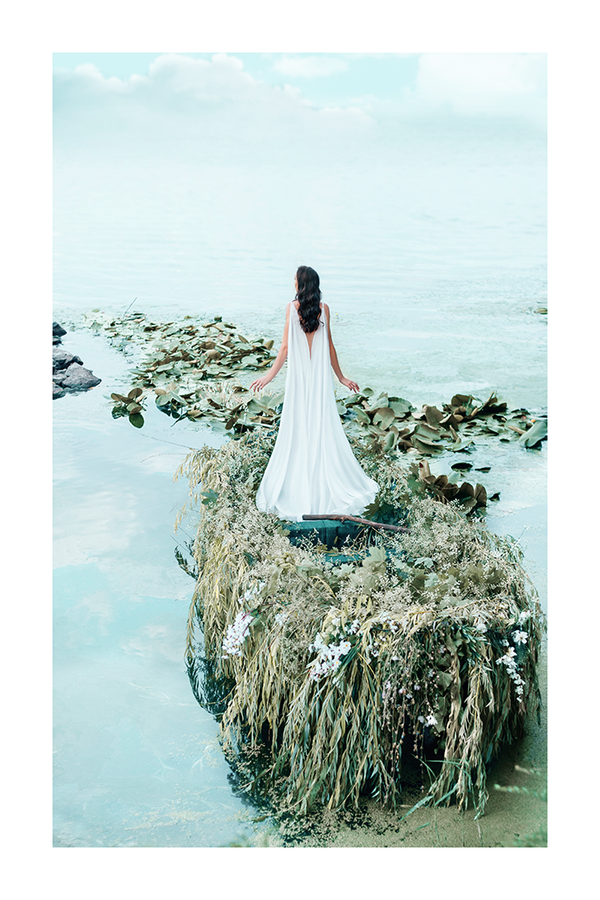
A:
409,53,546,119
53,53,373,163
272,55,349,79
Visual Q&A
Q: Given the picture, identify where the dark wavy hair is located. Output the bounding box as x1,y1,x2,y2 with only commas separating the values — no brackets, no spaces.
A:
295,266,322,333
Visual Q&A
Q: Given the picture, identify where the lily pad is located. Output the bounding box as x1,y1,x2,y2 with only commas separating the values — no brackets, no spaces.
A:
373,407,396,429
519,419,547,448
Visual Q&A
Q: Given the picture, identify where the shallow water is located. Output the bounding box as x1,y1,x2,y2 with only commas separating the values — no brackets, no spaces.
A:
53,315,546,846
53,331,272,847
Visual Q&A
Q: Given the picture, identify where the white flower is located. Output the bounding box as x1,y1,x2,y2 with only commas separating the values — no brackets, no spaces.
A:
496,643,526,702
512,630,528,645
275,611,289,626
222,611,254,657
425,714,438,727
238,581,265,605
308,633,353,681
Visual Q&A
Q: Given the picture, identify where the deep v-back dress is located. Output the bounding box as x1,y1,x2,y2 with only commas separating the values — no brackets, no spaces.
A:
256,303,379,522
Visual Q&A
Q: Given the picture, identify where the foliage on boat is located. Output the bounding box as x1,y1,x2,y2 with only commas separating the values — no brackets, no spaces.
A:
176,430,545,818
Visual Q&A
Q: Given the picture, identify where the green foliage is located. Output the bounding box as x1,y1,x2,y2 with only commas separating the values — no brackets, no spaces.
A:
94,310,546,462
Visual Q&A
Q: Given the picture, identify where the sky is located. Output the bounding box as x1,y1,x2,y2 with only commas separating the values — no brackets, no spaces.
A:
53,51,547,127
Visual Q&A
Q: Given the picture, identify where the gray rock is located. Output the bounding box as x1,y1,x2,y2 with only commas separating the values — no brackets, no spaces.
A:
53,322,67,337
53,383,66,399
53,347,83,371
56,363,101,390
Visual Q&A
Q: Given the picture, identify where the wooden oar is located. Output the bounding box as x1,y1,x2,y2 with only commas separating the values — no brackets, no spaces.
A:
302,514,408,533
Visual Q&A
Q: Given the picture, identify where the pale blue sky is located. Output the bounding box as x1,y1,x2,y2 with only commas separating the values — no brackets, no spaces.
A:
52,52,420,107
52,52,545,122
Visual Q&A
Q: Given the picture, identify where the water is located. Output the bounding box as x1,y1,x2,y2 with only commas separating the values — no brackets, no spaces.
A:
53,92,546,846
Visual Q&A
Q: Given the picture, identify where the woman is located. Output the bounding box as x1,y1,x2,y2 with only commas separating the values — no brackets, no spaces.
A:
250,266,378,522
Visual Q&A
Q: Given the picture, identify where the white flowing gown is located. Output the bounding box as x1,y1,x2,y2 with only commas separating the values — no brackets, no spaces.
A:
256,303,379,522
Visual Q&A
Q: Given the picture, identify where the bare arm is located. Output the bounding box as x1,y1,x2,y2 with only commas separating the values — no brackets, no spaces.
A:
250,304,290,392
323,303,360,393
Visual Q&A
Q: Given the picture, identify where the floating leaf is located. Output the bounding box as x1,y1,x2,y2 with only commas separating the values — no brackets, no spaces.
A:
383,431,396,452
373,407,396,429
414,423,441,441
519,419,547,448
424,405,445,426
412,436,443,454
388,397,413,416
129,413,144,428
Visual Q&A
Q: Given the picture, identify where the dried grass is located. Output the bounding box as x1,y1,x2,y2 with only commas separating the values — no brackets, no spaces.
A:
176,430,544,818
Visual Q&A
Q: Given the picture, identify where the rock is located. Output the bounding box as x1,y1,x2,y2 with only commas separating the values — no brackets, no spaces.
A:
51,322,101,397
56,363,101,390
53,347,83,371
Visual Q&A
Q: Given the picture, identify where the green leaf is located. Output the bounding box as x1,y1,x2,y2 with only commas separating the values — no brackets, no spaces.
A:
128,413,144,428
127,387,143,400
414,423,441,441
519,419,547,448
383,431,396,452
389,397,413,416
373,407,396,429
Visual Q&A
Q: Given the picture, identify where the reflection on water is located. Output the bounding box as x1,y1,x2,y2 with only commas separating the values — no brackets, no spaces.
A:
53,333,268,847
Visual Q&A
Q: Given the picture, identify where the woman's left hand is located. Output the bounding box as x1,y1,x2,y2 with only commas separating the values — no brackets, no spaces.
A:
250,374,272,392
340,376,359,393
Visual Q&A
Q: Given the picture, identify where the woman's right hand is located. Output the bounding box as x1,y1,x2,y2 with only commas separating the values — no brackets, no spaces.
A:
339,376,359,393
